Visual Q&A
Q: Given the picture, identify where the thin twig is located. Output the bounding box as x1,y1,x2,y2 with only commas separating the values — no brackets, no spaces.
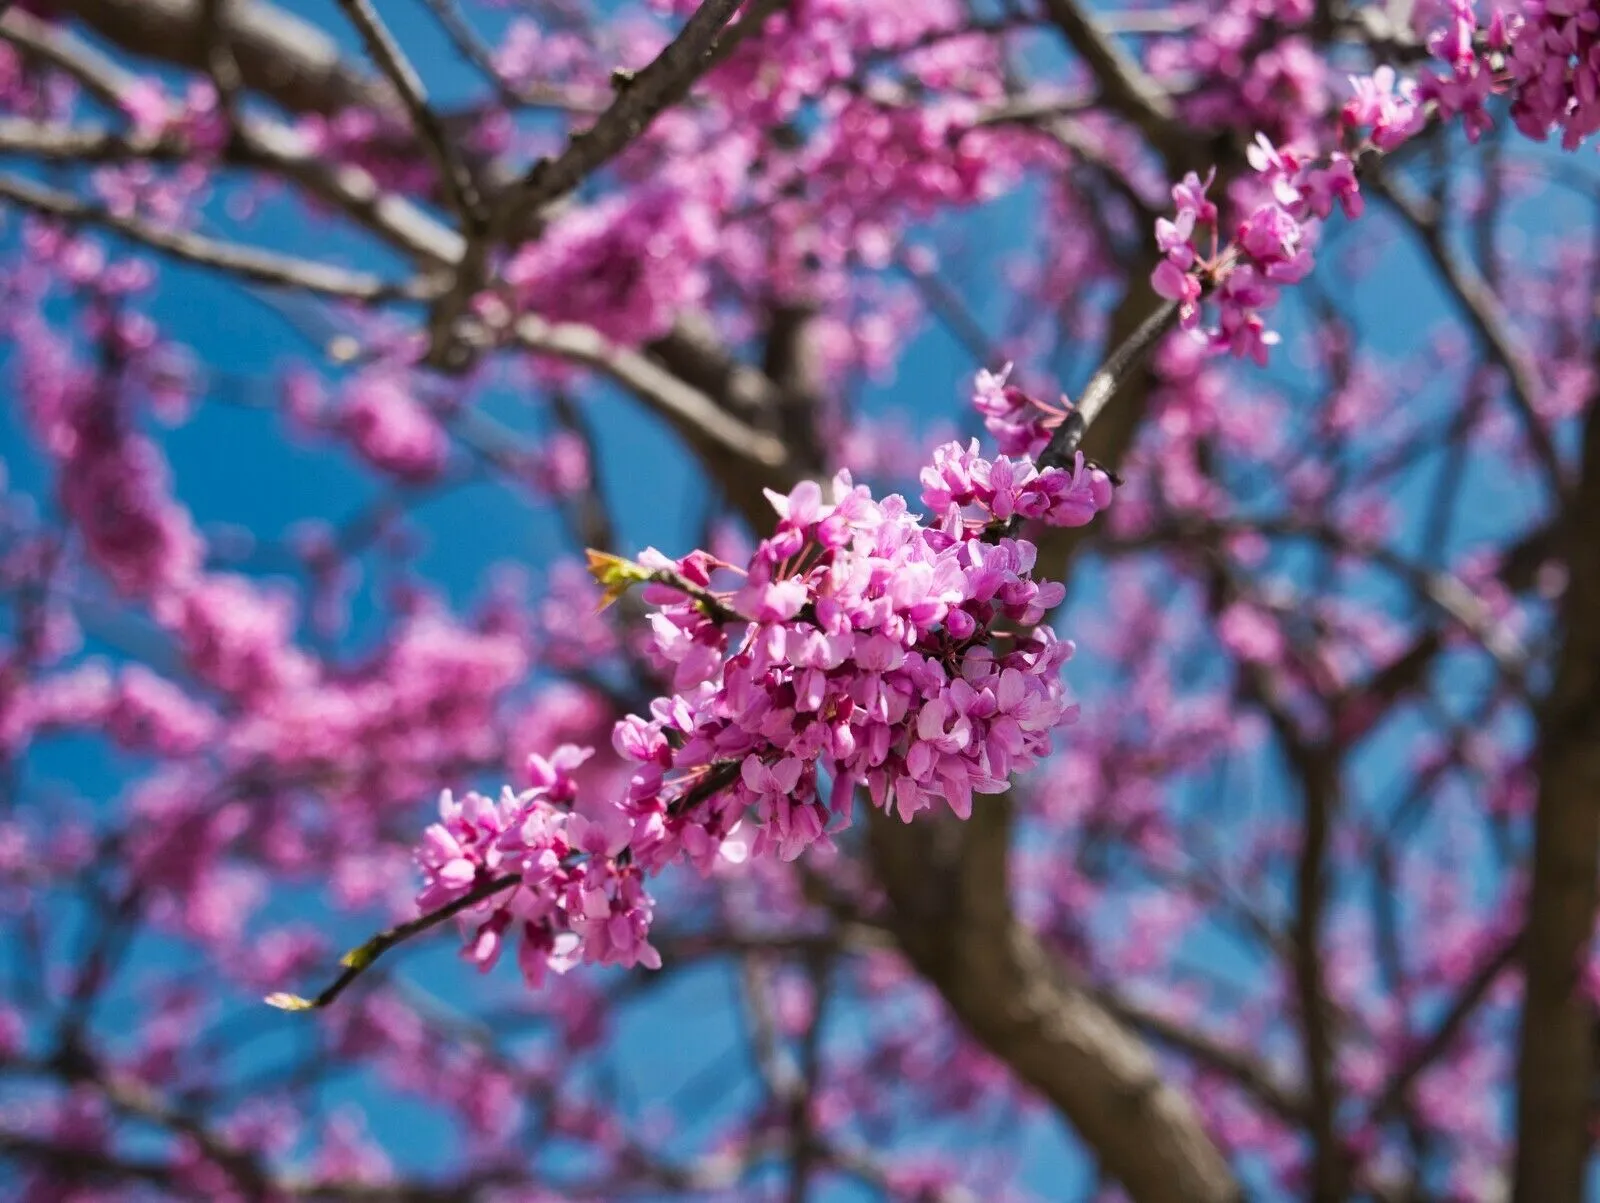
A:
333,0,483,224
266,873,519,1012
1369,932,1520,1124
418,0,519,105
1372,174,1566,498
426,0,751,366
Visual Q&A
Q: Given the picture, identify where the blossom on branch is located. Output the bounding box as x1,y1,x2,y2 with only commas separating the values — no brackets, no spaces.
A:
410,401,1112,986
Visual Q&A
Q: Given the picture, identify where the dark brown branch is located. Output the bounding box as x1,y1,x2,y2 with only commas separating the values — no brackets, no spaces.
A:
1197,551,1344,1200
420,0,750,367
867,799,1243,1203
1097,989,1310,1124
1035,0,1178,156
1371,932,1520,1125
494,0,749,241
1289,741,1342,1203
0,1132,188,1193
1105,516,1529,684
418,0,518,105
897,251,999,366
1512,383,1600,1203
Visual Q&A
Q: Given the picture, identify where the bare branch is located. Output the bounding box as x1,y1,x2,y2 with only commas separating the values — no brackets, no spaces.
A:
54,0,392,117
867,800,1242,1203
1039,298,1181,469
1035,0,1178,156
493,0,749,240
0,171,436,301
513,314,791,472
1096,988,1310,1124
0,8,143,109
1371,932,1519,1124
418,0,518,104
0,115,464,268
1372,174,1567,498
422,0,751,367
1106,516,1531,684
1512,387,1600,1203
333,0,483,224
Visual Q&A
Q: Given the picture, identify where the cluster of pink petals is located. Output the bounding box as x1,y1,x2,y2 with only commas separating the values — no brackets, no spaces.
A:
1505,0,1600,149
18,327,204,598
971,364,1061,459
499,169,726,344
1161,0,1600,373
1343,65,1426,150
415,745,662,984
1419,0,1512,142
336,372,450,483
298,107,440,195
119,78,229,153
1345,1,1598,154
1150,142,1361,365
416,410,1115,983
920,438,1114,530
1147,2,1331,145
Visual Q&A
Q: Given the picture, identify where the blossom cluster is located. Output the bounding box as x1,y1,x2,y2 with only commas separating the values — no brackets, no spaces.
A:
1411,0,1598,149
1149,141,1361,365
413,412,1113,985
1504,0,1600,149
414,747,661,982
970,363,1071,459
1340,1,1600,153
1152,0,1600,369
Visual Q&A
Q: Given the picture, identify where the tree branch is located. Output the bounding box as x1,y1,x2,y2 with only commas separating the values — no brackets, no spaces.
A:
1512,381,1600,1203
1372,174,1566,498
493,0,747,239
0,171,437,301
266,873,519,1011
1370,931,1519,1125
424,0,752,367
1096,988,1310,1124
1035,0,1178,157
867,799,1243,1203
1039,298,1181,470
0,8,143,109
54,0,392,117
332,0,482,224
512,314,792,473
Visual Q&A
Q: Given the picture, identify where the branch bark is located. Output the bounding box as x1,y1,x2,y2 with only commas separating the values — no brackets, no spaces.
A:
867,800,1242,1203
492,0,748,241
332,0,483,223
55,0,393,116
1512,384,1600,1203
